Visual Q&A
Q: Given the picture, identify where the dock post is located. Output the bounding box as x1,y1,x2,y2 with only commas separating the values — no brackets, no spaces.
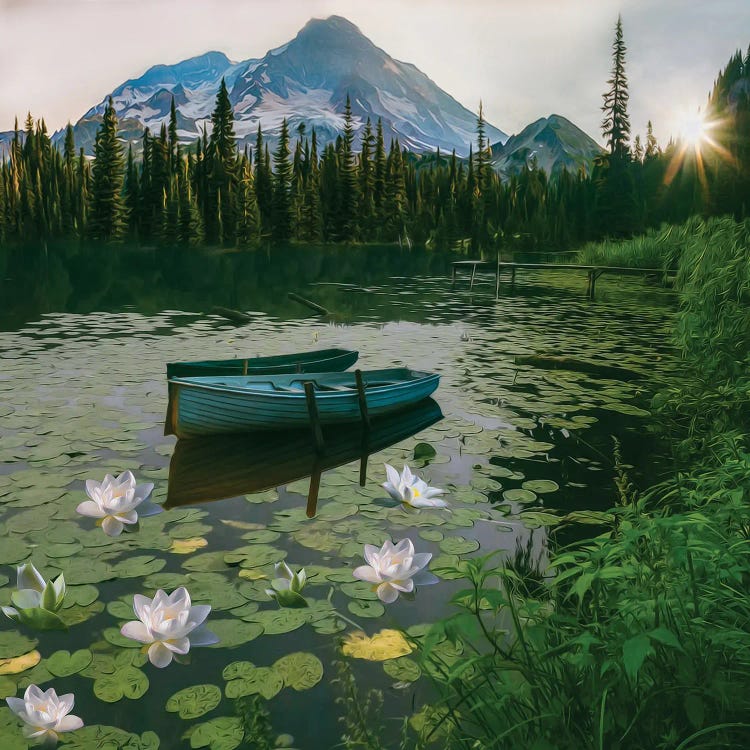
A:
306,466,321,518
511,265,516,290
495,252,501,298
359,450,368,487
451,265,456,288
469,263,477,290
355,369,370,428
304,382,325,455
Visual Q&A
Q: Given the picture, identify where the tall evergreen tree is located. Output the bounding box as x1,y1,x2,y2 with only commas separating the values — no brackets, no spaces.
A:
205,78,238,245
338,94,359,241
299,129,323,242
601,15,631,158
168,96,180,172
88,97,125,242
358,118,375,237
595,15,636,237
237,156,261,247
272,118,293,242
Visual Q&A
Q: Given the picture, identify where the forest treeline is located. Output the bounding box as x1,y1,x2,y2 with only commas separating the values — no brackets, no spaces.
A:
0,35,748,253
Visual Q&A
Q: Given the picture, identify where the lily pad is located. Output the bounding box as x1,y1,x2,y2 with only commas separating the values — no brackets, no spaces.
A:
340,581,379,601
46,649,93,677
502,488,537,504
0,649,41,674
167,684,222,719
274,652,323,691
93,665,149,702
521,479,559,494
171,537,209,554
207,620,263,648
0,632,38,660
224,666,283,700
342,629,414,661
224,545,284,568
113,555,166,578
347,600,386,619
383,657,421,683
186,716,244,750
439,537,480,555
0,676,17,698
246,609,309,635
62,585,99,608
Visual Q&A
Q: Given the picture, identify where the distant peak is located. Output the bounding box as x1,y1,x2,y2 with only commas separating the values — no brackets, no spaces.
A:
300,15,362,35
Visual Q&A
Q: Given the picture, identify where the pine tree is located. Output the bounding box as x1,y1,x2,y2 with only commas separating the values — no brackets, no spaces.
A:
358,118,375,237
595,15,636,237
338,94,359,241
299,129,323,242
601,15,631,159
645,120,659,159
373,119,387,232
88,97,125,242
205,78,238,245
168,96,180,172
254,126,273,232
272,118,293,242
237,156,261,247
178,159,203,246
123,145,140,240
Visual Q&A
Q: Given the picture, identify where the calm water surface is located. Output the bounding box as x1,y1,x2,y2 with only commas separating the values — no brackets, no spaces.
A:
0,247,677,748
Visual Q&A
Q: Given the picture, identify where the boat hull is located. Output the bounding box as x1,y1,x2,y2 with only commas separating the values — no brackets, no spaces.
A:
166,368,440,439
166,348,358,379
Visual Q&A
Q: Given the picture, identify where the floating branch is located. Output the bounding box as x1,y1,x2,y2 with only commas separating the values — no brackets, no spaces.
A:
287,292,329,316
210,306,253,324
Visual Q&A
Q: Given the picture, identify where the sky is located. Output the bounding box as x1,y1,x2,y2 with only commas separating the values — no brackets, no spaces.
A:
0,0,748,145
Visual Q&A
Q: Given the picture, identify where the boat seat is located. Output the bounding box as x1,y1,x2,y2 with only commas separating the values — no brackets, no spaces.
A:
293,380,354,392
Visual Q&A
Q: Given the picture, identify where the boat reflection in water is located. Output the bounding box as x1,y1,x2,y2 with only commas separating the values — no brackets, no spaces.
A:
165,398,443,517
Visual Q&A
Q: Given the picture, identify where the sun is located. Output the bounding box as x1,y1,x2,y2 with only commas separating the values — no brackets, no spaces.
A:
677,109,716,151
678,111,709,145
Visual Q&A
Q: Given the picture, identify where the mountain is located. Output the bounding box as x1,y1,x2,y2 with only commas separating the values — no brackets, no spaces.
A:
64,16,506,157
490,114,602,178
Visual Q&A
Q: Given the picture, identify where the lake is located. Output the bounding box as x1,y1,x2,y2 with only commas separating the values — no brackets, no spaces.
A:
0,245,677,748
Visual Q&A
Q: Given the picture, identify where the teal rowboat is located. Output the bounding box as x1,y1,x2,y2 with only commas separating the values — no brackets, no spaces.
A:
166,348,358,379
165,368,440,439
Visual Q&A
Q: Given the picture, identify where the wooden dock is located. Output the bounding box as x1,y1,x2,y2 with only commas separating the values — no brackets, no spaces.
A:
451,260,664,299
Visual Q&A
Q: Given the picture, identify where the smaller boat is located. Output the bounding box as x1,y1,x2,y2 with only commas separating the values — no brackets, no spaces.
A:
165,368,440,439
166,348,358,379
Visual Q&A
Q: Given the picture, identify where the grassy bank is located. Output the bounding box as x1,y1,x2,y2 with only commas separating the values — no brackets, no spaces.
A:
346,216,750,749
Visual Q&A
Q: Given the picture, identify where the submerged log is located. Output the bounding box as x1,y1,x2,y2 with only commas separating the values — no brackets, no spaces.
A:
210,306,253,324
287,292,329,316
515,354,644,381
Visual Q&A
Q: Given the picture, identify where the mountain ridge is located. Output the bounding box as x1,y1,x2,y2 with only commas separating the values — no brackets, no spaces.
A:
490,113,603,178
63,15,506,157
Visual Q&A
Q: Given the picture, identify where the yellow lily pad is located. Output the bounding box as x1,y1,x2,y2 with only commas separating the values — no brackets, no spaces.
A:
171,537,209,554
341,629,413,661
0,650,41,674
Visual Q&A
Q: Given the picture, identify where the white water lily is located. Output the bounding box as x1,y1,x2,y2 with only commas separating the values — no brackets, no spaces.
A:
120,587,219,667
353,539,439,604
265,562,308,608
1,564,66,629
383,464,447,509
6,685,83,745
76,470,160,536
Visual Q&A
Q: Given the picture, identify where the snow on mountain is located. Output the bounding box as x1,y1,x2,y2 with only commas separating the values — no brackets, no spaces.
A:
490,114,603,178
62,16,505,156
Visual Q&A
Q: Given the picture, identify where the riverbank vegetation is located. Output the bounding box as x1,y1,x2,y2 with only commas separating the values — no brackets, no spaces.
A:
330,217,750,750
